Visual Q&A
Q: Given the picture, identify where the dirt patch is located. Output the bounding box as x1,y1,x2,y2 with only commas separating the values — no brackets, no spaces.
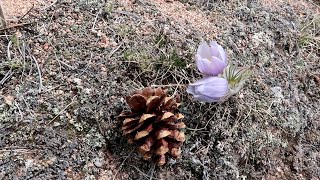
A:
1,0,54,20
151,0,217,38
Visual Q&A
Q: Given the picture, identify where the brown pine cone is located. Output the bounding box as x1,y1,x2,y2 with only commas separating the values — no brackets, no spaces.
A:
118,87,186,165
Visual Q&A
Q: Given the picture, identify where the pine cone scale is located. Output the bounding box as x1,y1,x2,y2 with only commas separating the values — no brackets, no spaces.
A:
146,96,161,112
139,114,156,123
134,124,153,140
127,94,147,112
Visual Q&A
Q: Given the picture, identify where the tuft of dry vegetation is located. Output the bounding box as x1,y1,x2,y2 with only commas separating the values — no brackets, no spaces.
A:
0,0,319,179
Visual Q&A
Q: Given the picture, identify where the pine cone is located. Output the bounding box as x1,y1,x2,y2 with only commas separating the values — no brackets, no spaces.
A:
118,87,186,165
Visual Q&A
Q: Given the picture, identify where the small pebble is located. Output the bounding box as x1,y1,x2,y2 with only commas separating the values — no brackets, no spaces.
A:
93,158,104,168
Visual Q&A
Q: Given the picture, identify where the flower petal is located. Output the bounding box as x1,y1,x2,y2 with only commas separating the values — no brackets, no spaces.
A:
188,76,212,86
197,41,211,60
196,55,226,76
195,77,229,98
210,41,227,63
195,55,212,75
187,77,229,102
193,94,221,102
207,57,227,76
186,85,196,95
208,41,220,58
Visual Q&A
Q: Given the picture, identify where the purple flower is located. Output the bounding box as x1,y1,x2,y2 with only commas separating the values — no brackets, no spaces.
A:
187,77,229,102
196,41,228,76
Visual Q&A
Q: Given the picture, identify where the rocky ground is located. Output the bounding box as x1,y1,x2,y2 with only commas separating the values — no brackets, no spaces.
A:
0,0,319,179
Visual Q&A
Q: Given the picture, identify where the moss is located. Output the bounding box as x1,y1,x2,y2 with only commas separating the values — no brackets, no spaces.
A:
170,50,187,68
155,34,168,48
124,49,153,71
298,34,313,47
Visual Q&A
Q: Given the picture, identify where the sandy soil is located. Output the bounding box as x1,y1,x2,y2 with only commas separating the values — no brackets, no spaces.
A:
1,0,54,21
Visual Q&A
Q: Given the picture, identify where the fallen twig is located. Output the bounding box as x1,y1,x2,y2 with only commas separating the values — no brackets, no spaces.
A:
46,96,77,125
0,41,13,85
113,148,135,180
0,22,35,31
0,69,13,85
131,164,161,180
150,84,186,88
42,0,58,10
92,9,102,30
14,101,24,121
18,4,34,22
26,45,43,93
108,43,123,58
17,42,27,81
0,3,6,28
149,163,156,180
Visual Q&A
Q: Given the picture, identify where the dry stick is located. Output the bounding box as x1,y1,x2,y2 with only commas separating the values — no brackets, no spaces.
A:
0,22,34,31
30,54,43,93
91,9,101,30
41,0,58,10
112,148,135,180
14,101,24,121
26,46,43,93
0,41,13,85
47,96,76,125
223,108,244,137
108,43,123,58
7,40,12,60
17,42,27,82
0,69,12,85
150,67,160,85
130,165,161,180
18,4,34,22
151,84,185,88
149,163,156,180
132,71,147,87
173,79,184,97
170,70,184,96
0,148,34,153
138,163,156,180
0,3,6,28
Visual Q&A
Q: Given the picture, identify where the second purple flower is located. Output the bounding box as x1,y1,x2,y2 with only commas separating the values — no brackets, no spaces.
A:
196,41,228,76
187,76,229,102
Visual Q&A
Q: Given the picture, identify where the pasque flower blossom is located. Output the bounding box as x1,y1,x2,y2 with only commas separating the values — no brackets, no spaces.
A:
187,76,229,102
196,41,228,76
188,40,251,102
188,65,251,102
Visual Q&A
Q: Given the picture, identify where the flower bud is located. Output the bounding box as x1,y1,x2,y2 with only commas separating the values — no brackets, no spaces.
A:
187,66,251,102
187,77,229,102
196,41,228,76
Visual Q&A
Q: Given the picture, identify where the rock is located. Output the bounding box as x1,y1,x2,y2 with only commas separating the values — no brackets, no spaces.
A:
271,86,283,99
25,159,34,170
93,158,104,168
4,95,14,106
73,78,82,86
